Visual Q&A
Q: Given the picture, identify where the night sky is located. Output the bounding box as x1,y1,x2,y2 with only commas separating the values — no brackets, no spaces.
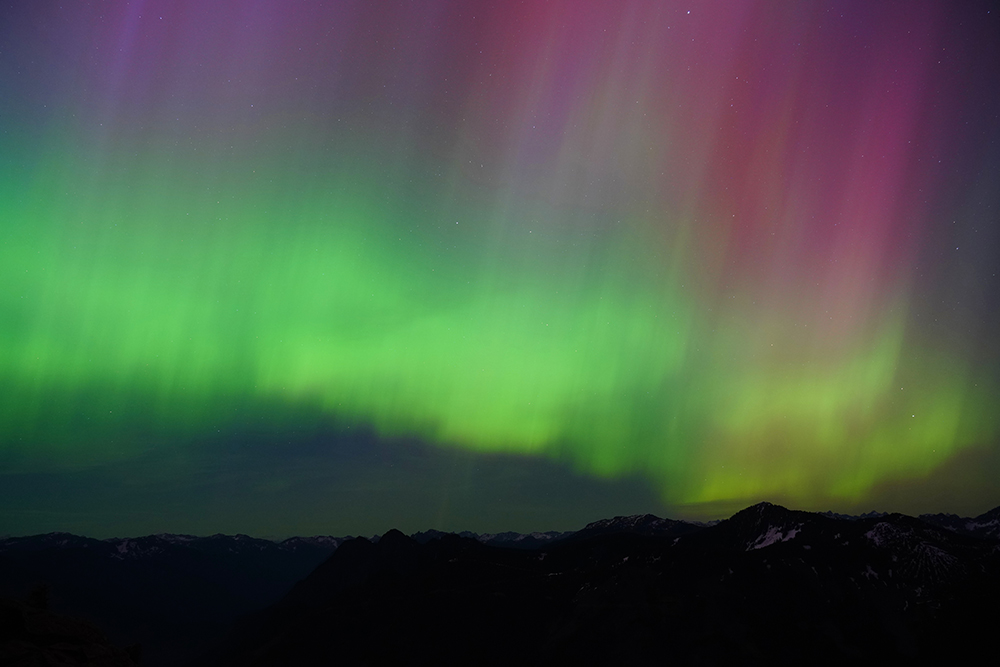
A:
2,0,999,539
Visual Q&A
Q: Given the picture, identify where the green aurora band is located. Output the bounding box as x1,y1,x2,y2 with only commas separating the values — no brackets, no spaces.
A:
2,140,994,509
1,1,999,517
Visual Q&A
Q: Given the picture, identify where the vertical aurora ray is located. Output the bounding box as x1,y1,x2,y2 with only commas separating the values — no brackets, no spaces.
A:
1,0,999,522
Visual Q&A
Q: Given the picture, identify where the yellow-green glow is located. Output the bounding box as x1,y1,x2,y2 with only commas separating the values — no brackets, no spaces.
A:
2,147,995,509
2,0,998,523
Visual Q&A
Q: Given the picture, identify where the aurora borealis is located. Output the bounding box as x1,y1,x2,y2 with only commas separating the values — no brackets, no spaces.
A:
2,0,999,537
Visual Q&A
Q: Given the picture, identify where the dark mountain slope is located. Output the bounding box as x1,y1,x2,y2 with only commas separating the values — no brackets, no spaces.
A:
561,513,706,544
216,504,1000,666
0,533,341,666
921,504,1000,540
0,596,139,666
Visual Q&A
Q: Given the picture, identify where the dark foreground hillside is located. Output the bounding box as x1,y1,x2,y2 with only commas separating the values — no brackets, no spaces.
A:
0,534,342,666
0,595,139,666
3,502,1000,665
214,503,1000,666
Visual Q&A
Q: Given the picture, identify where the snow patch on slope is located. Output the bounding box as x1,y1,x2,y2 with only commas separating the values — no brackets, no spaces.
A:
748,524,801,550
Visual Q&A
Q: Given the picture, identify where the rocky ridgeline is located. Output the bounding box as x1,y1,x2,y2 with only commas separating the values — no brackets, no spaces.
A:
3,503,1000,665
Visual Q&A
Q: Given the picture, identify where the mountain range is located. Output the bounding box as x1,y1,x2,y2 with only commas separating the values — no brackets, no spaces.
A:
3,503,1000,665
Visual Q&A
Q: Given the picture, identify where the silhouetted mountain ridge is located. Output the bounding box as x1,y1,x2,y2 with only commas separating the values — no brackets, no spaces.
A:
4,503,1000,665
213,502,1000,665
919,504,1000,540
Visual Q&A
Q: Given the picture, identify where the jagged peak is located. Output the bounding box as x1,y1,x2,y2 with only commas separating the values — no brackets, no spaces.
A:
729,501,791,520
379,528,412,543
749,501,778,509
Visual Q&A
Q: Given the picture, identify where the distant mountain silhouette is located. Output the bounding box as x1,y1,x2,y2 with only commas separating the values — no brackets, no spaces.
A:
563,512,707,543
919,504,1000,540
4,503,1000,665
214,503,1000,666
